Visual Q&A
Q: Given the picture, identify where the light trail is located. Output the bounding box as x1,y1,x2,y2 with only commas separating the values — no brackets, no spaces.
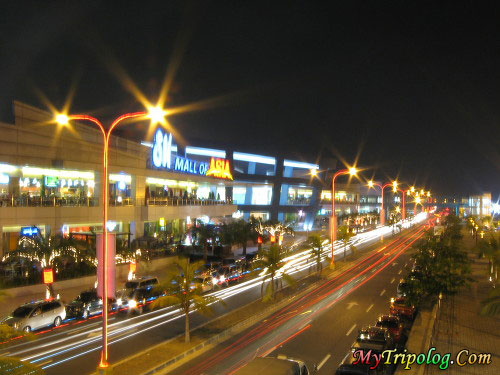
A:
3,214,428,371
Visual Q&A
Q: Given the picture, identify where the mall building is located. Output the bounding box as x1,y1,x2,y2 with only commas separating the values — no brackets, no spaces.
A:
0,101,326,255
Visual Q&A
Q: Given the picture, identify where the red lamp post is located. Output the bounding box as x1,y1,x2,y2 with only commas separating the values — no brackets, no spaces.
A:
56,108,164,370
330,167,357,265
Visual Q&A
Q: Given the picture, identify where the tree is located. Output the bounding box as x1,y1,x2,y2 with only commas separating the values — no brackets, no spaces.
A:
151,257,223,343
231,220,258,256
0,357,44,375
255,244,295,302
191,223,217,262
407,217,471,304
337,225,354,260
307,234,325,273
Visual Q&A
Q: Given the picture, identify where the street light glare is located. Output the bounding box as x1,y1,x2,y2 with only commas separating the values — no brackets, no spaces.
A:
349,167,357,176
147,105,167,124
310,168,318,177
55,113,69,125
410,186,415,192
368,180,374,188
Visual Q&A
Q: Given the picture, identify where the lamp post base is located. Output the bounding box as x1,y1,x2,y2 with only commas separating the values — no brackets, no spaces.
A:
97,365,113,375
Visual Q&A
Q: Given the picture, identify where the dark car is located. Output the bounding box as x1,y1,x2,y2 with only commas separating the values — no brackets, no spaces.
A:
123,276,159,291
116,285,163,314
351,326,395,353
66,290,115,319
375,315,404,343
336,351,383,375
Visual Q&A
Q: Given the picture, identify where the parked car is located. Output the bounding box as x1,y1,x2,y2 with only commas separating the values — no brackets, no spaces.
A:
234,355,311,375
116,285,163,314
191,276,214,293
396,279,407,297
389,297,417,320
375,315,404,343
351,326,395,353
2,299,66,332
123,276,159,291
335,351,383,375
66,289,115,319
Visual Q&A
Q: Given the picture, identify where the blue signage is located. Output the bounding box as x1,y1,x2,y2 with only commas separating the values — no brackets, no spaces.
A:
152,129,209,176
21,226,40,237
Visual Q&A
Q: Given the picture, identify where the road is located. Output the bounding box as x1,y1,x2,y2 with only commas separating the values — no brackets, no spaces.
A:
0,215,428,375
172,219,431,375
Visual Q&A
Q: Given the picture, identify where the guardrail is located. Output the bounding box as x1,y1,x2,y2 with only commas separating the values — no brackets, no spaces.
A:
0,196,99,207
144,197,232,206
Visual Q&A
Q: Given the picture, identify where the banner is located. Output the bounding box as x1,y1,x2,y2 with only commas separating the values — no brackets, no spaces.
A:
97,233,116,299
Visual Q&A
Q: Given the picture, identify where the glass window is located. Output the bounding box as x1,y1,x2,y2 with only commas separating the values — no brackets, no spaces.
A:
233,187,246,204
285,186,312,205
251,186,273,205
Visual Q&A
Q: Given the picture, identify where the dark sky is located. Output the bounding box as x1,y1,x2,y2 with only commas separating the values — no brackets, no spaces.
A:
1,1,499,199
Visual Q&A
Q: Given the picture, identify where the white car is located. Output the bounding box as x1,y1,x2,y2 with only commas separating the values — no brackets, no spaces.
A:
192,276,214,293
3,299,66,332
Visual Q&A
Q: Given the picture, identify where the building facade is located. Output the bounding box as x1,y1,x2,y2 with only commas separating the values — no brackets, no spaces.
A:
0,102,324,254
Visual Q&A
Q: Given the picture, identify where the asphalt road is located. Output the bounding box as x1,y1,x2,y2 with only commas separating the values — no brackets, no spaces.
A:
171,221,430,375
0,216,427,375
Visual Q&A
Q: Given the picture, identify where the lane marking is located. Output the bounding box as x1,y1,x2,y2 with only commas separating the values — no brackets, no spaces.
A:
317,353,331,370
346,302,358,310
390,278,395,284
380,289,386,296
392,262,397,266
366,304,374,313
398,269,402,274
37,359,52,366
346,324,357,336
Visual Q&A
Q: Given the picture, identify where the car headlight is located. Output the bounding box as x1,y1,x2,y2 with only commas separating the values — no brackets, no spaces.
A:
116,298,122,306
13,322,19,329
212,277,218,285
128,299,137,308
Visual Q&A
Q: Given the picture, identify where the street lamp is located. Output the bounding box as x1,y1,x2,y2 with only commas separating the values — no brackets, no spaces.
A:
367,180,395,227
330,167,357,265
55,106,166,371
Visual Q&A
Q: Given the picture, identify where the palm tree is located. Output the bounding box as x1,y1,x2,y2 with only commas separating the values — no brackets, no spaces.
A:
307,234,324,273
255,244,295,302
151,257,223,343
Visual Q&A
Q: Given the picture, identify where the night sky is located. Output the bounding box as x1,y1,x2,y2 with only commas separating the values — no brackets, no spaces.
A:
1,1,498,199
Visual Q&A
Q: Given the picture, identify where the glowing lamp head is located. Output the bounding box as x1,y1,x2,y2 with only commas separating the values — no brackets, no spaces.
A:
396,206,401,213
55,114,69,125
410,186,415,193
416,197,421,204
368,180,374,188
348,167,357,176
420,189,425,195
427,191,431,197
310,168,318,177
147,105,167,124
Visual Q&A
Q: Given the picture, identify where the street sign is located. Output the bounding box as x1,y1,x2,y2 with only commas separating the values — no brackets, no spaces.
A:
43,268,54,284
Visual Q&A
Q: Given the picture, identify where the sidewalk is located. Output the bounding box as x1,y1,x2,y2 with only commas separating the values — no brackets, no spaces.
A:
428,235,500,375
